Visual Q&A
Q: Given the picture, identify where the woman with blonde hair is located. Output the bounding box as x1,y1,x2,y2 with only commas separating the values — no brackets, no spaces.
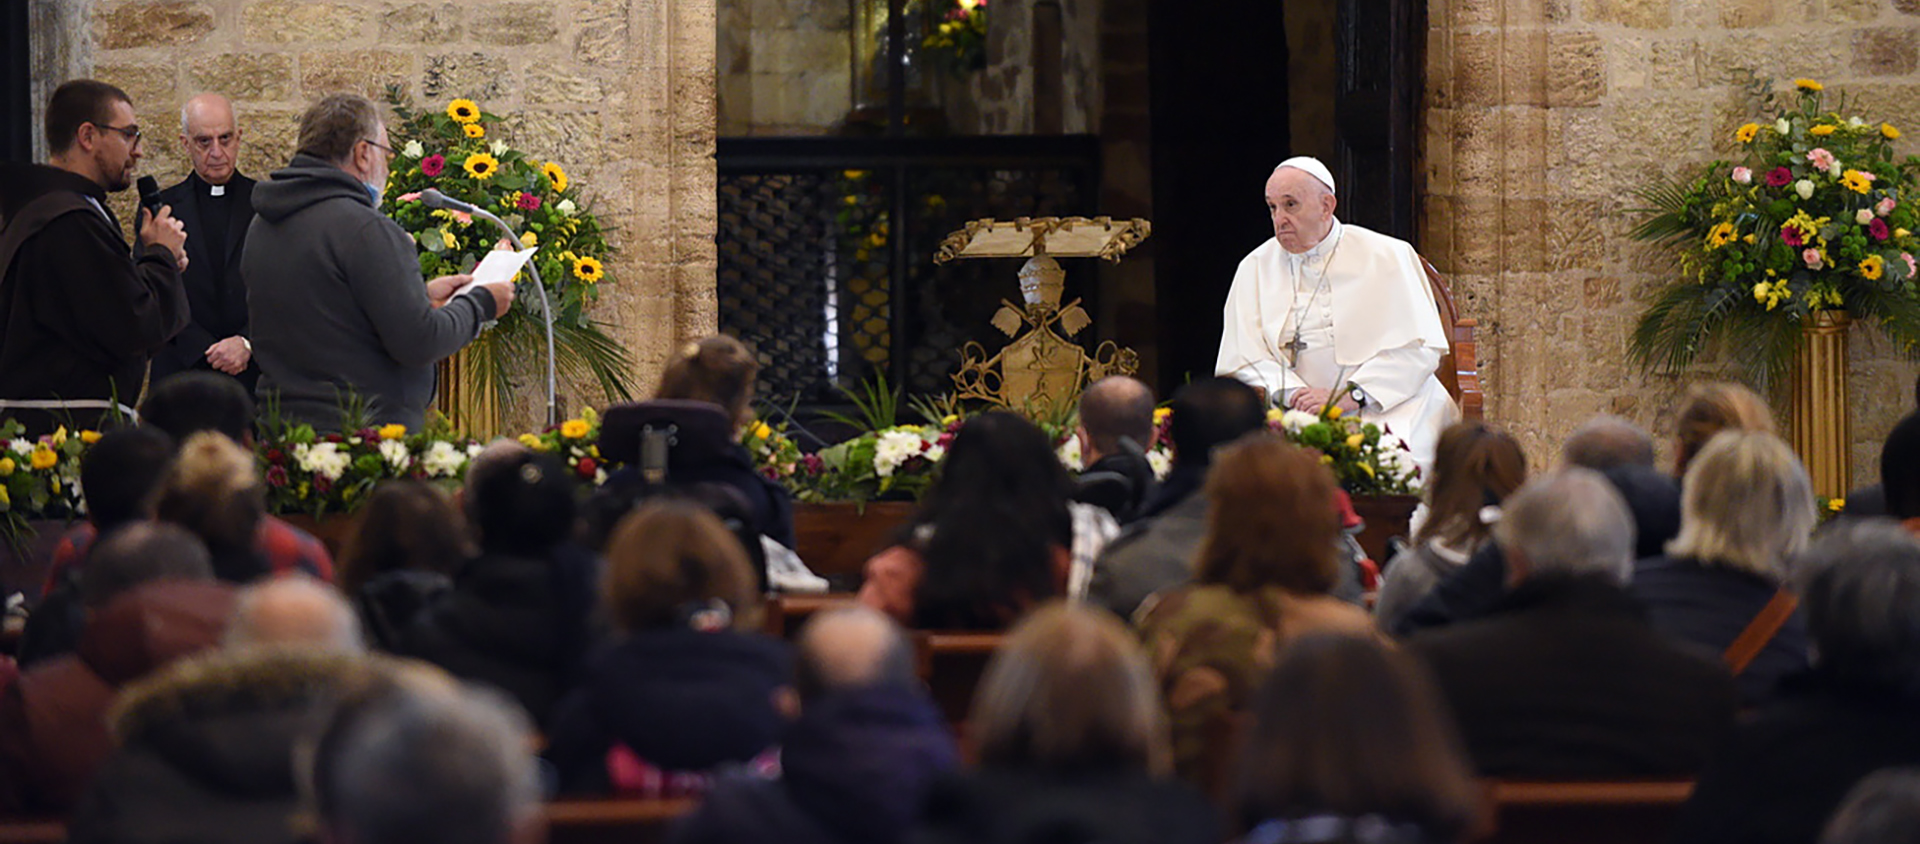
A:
1672,381,1775,476
914,603,1220,844
1375,421,1527,630
1635,430,1816,707
1138,433,1378,781
152,431,269,583
545,499,790,796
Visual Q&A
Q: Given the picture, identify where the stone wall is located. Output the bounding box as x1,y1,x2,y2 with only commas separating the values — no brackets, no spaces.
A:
1424,0,1920,488
33,0,716,427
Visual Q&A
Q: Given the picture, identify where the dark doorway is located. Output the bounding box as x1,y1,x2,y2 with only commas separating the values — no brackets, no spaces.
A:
1335,0,1423,241
2,0,29,162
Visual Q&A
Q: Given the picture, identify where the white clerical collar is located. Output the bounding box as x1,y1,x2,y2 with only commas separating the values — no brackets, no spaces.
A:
209,184,225,197
1286,218,1343,266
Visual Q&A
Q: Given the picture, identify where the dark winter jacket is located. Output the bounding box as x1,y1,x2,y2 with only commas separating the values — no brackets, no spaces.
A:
911,768,1222,844
1632,554,1809,708
1073,447,1157,525
244,154,496,430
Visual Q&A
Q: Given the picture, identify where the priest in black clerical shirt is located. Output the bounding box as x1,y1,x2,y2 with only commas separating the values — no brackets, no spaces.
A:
152,92,258,392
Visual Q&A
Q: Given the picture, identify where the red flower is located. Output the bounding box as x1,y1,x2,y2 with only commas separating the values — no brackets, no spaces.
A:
314,476,333,494
800,454,825,475
1871,218,1892,241
576,456,598,479
1782,226,1804,247
266,465,288,487
266,448,285,463
421,154,446,177
1765,166,1793,188
517,192,542,211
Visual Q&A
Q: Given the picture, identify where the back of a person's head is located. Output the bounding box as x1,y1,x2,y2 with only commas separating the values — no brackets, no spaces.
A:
655,336,760,427
1882,412,1920,519
311,667,539,844
1668,430,1814,580
970,603,1167,774
1169,377,1267,466
1797,520,1920,696
152,432,266,575
924,411,1072,515
793,606,918,703
1673,382,1775,475
1078,376,1156,457
81,522,216,609
1560,415,1656,471
140,372,255,446
225,577,365,653
1494,467,1635,586
1196,433,1340,595
1420,421,1527,550
80,426,175,531
466,451,576,556
296,93,381,165
1235,633,1480,840
337,481,473,592
1820,768,1920,844
603,499,759,633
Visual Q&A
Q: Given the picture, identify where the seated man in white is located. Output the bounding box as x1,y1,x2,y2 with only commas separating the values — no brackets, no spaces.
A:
1216,156,1458,470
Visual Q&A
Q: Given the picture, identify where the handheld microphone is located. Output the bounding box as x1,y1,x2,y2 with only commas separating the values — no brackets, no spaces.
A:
136,176,163,218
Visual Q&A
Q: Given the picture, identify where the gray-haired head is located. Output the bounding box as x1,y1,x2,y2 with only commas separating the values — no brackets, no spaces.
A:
1821,768,1920,844
312,670,540,844
1493,467,1636,586
794,606,918,703
1796,520,1920,696
224,577,364,654
1560,415,1656,471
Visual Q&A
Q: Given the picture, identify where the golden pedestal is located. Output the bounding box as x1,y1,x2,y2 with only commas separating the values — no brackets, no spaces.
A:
435,347,500,439
1789,310,1851,499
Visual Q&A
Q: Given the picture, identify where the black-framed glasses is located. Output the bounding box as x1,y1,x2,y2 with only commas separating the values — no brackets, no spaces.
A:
361,138,395,158
96,123,142,144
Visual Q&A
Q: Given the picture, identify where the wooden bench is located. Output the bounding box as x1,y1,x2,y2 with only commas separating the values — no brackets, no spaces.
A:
913,631,1006,727
0,819,63,844
1473,779,1694,844
544,797,698,844
761,592,860,638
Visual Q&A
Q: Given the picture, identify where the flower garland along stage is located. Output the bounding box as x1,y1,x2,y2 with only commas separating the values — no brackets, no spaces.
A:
383,92,637,432
1631,77,1920,384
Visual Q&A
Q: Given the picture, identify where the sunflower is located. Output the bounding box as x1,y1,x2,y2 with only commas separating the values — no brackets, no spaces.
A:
560,419,591,439
1734,123,1760,143
1841,169,1875,194
1885,123,1902,140
543,161,569,193
463,152,499,180
1861,254,1886,280
463,123,485,139
1795,78,1824,92
572,255,604,283
447,99,481,123
1707,221,1737,248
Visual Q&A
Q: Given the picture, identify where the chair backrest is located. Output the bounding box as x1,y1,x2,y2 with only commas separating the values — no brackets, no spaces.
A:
913,631,1007,726
760,592,859,638
1472,780,1695,844
1421,258,1484,421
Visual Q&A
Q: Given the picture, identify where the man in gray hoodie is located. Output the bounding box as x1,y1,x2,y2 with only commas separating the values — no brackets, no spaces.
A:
244,94,513,431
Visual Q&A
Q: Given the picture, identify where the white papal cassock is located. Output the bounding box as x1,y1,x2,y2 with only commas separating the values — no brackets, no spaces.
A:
1215,218,1459,472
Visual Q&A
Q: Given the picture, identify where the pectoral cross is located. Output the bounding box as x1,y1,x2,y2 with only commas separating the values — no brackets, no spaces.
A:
1283,335,1307,366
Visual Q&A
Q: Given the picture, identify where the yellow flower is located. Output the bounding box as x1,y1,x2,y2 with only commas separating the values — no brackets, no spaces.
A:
1841,169,1874,194
1153,407,1172,425
572,255,605,284
1884,123,1902,140
1795,78,1824,92
1829,497,1846,513
1861,254,1886,280
1359,463,1376,479
1707,221,1736,248
447,99,481,123
843,170,869,179
1345,433,1366,449
463,153,499,180
1326,406,1343,419
0,485,8,507
543,162,569,193
521,231,538,247
79,430,102,444
50,426,66,446
378,424,407,440
1901,228,1913,238
1735,123,1760,143
463,122,485,138
441,229,457,250
0,457,13,476
1320,454,1335,465
1810,124,1837,137
517,433,546,450
1743,233,1757,244
1266,407,1287,423
29,447,57,471
560,419,591,439
751,421,773,440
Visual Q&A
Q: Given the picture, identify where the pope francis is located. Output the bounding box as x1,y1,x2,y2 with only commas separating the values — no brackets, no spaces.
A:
1215,156,1458,470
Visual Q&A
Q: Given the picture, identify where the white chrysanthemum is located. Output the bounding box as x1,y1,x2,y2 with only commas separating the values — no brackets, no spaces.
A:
1281,409,1320,433
467,443,485,459
296,442,349,482
402,140,425,158
8,438,31,455
1056,437,1083,472
872,428,925,477
556,199,577,215
1147,448,1173,481
1776,118,1791,134
421,441,467,479
489,139,509,156
378,439,412,472
1796,179,1816,200
1858,208,1877,225
924,443,946,464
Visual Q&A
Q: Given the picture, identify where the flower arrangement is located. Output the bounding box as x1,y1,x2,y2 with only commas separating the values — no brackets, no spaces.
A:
922,0,988,77
794,423,949,503
381,89,637,419
1137,403,1421,496
259,421,484,517
0,420,87,547
515,407,608,485
1631,77,1920,384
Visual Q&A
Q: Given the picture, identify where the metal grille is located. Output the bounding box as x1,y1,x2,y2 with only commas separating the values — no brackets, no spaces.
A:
716,173,839,404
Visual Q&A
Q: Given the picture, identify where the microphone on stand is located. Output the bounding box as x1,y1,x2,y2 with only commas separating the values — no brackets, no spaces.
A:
419,189,559,428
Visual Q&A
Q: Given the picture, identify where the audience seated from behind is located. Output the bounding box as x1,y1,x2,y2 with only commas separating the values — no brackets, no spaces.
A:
1671,522,1920,844
1391,414,1682,637
672,606,959,844
396,451,598,727
914,604,1221,844
1634,430,1814,708
1071,376,1160,525
336,480,472,650
65,579,368,844
1233,633,1483,844
1818,768,1920,844
1137,433,1379,781
153,431,277,583
1374,421,1526,632
859,411,1110,629
546,500,792,796
1838,377,1920,521
1406,468,1736,777
309,663,542,844
0,522,235,814
16,425,175,668
1878,412,1920,536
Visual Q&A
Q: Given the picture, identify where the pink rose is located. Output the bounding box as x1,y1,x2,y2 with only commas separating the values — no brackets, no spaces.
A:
1906,253,1917,277
1872,218,1891,241
1804,248,1824,269
1808,148,1838,173
1732,166,1753,185
1878,197,1897,216
420,154,446,177
451,210,472,225
1766,167,1794,188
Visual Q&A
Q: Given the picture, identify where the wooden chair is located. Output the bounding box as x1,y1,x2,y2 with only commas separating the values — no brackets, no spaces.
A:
912,631,1006,727
1422,258,1484,421
543,797,699,844
0,819,63,844
1472,779,1695,844
760,592,859,638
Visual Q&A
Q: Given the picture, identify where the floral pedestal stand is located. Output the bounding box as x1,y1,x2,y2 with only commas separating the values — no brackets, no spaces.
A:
436,347,501,439
1789,310,1851,499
